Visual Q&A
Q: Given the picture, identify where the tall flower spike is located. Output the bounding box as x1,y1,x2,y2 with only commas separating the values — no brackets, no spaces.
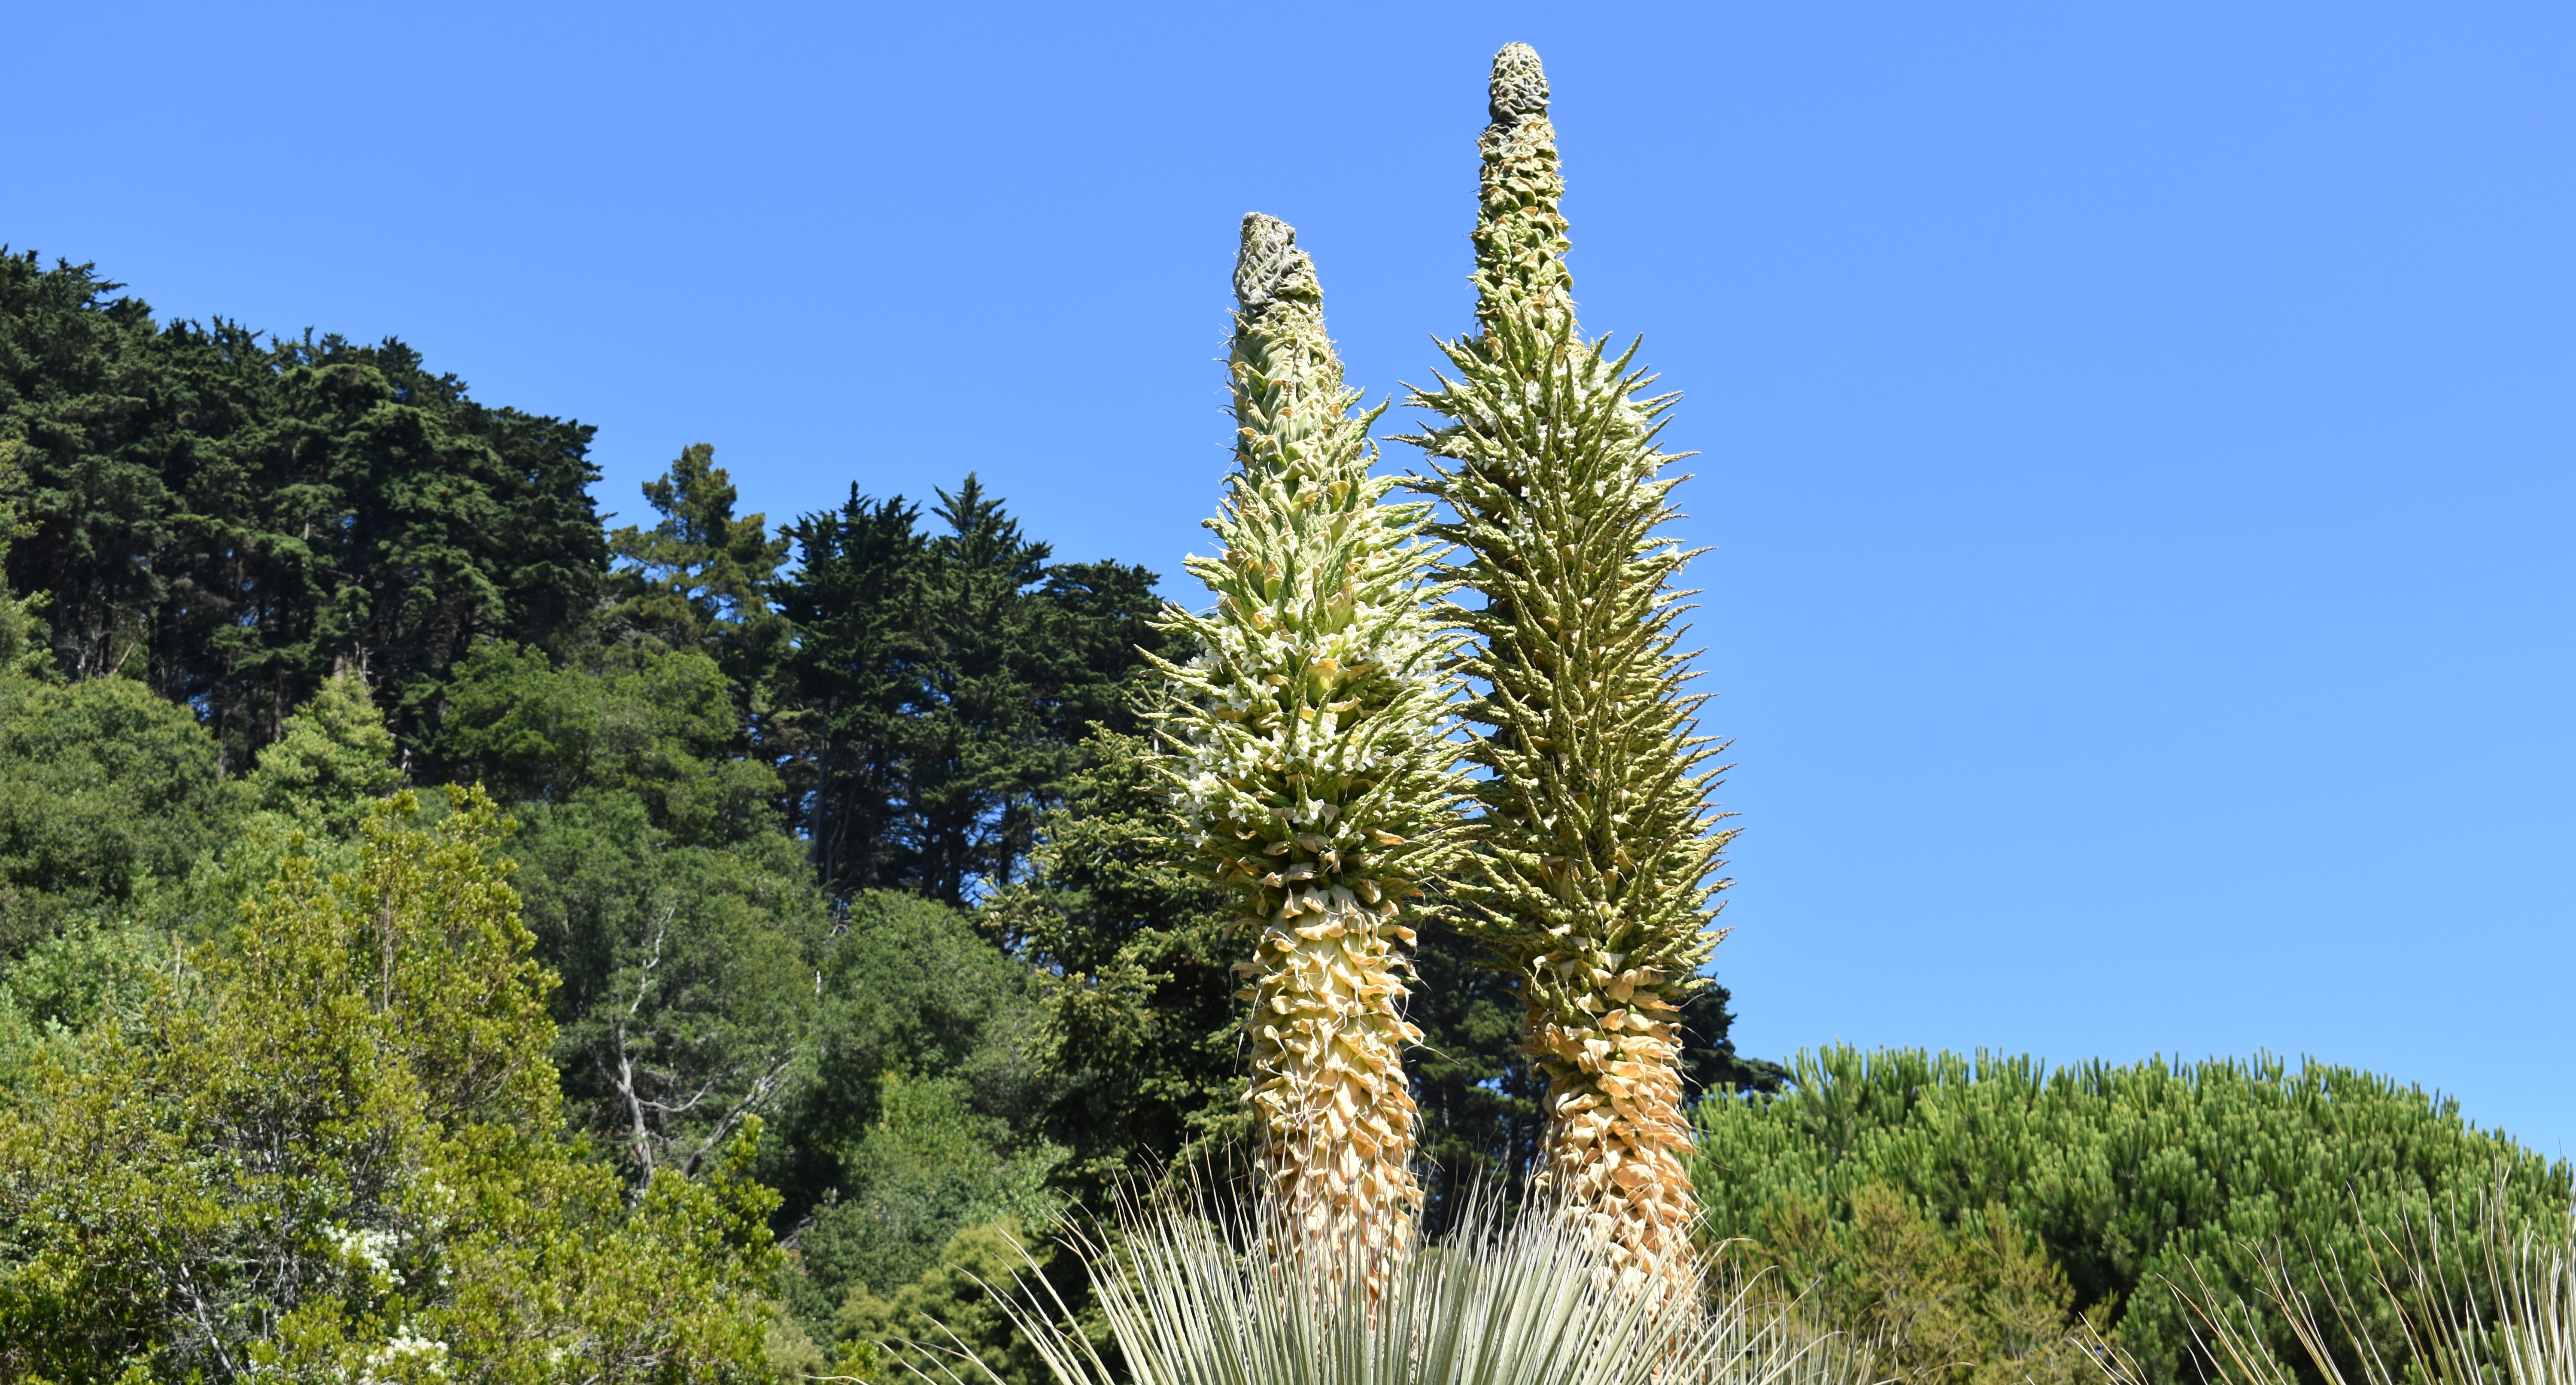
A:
1151,214,1461,1281
1401,45,1736,1300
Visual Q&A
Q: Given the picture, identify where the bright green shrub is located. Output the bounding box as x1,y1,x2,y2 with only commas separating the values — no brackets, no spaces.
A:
238,668,403,834
1747,1182,2105,1385
1693,1046,2574,1384
0,788,781,1382
797,1072,1060,1312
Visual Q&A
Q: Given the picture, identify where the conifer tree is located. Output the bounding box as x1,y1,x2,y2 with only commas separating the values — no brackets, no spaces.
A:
1403,43,1736,1295
608,441,793,690
1152,214,1458,1266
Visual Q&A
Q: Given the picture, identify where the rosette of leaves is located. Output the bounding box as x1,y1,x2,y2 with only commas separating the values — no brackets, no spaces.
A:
1400,43,1737,1297
1151,213,1461,1271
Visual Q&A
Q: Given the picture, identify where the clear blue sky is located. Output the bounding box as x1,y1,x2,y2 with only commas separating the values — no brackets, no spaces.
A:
11,3,2571,1154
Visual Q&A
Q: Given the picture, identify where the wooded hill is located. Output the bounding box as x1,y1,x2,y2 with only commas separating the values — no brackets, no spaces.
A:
0,245,2561,1384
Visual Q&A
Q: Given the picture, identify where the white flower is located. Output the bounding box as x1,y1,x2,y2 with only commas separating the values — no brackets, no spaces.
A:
362,1330,448,1382
331,1225,401,1285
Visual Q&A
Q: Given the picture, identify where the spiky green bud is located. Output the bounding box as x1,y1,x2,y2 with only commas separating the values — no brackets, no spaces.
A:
1474,42,1575,340
1402,45,1735,1298
1152,214,1461,1271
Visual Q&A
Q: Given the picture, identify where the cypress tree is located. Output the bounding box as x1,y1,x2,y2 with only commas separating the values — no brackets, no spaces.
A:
1403,43,1736,1294
1153,214,1458,1266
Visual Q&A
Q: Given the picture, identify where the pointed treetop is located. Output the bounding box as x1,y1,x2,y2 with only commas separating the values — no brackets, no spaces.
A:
1489,42,1550,123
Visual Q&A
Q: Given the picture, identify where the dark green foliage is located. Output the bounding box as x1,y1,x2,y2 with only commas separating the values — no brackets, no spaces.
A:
894,477,1057,906
435,640,781,847
778,475,1163,904
0,437,50,679
776,487,927,894
0,250,606,764
0,253,167,687
1693,1046,2575,1385
987,728,1248,1205
1405,918,1546,1228
509,789,829,1181
0,673,231,951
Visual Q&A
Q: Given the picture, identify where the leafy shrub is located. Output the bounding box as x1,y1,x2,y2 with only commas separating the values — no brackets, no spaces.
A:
1694,1046,2574,1384
0,789,781,1381
0,673,229,950
1744,1182,2107,1385
799,1072,1062,1310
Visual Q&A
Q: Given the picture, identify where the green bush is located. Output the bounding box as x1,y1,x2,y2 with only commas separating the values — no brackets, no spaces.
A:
1695,1046,2573,1384
0,673,230,950
0,790,781,1381
1743,1181,2105,1385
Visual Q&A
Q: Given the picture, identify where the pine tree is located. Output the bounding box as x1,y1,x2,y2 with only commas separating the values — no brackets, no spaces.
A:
607,441,793,696
1403,43,1736,1295
1152,214,1458,1267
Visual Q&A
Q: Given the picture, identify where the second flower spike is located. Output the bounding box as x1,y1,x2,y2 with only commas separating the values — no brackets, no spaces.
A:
1405,44,1738,1300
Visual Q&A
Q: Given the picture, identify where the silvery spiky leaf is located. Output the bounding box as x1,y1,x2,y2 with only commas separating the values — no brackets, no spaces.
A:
966,1183,1858,1385
1400,44,1736,1297
2113,1195,2576,1385
1149,214,1464,1277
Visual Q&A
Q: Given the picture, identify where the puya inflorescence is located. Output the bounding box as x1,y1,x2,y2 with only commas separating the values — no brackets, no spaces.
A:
1151,213,1463,1273
1402,43,1738,1298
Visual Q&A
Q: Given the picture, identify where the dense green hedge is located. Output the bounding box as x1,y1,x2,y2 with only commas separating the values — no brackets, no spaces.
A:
1692,1046,2573,1384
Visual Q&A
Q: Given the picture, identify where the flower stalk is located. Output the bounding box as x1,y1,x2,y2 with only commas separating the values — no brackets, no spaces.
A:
1153,214,1461,1272
1403,43,1736,1297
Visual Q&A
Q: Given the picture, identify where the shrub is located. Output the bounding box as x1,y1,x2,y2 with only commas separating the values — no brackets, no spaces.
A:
1693,1046,2573,1383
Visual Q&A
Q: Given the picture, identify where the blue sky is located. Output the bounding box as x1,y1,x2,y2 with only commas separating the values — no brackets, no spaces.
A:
11,3,2572,1154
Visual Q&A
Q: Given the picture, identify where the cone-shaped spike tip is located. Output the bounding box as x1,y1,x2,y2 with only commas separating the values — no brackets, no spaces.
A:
1470,44,1574,335
1236,213,1318,314
1227,213,1338,471
1490,42,1550,123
